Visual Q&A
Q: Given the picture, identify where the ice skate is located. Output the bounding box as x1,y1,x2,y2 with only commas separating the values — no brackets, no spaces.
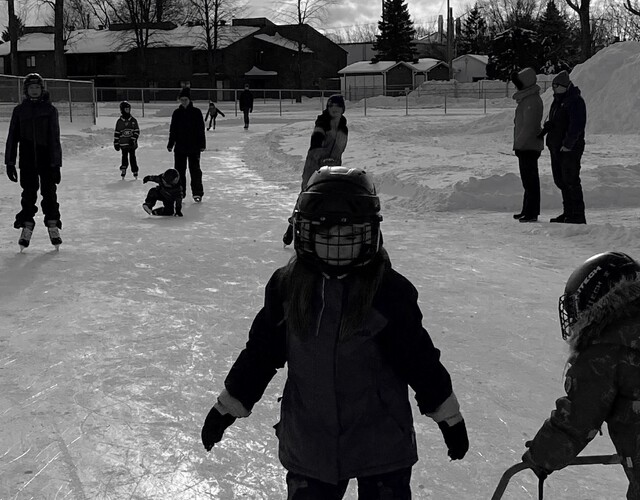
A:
133,172,138,179
120,166,127,179
193,195,202,203
142,203,153,215
46,221,62,250
18,222,35,251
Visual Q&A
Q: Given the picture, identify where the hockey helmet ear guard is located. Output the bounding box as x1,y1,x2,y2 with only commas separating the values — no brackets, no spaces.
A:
293,166,382,276
558,251,640,340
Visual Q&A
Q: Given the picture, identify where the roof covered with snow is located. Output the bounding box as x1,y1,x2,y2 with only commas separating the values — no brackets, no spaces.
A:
453,54,489,65
339,58,447,74
412,58,448,72
245,65,278,76
0,32,54,55
254,33,312,53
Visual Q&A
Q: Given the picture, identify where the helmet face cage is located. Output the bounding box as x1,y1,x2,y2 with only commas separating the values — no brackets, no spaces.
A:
23,73,44,96
558,293,578,340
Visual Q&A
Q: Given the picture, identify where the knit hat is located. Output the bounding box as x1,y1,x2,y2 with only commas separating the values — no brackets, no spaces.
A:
326,94,346,111
178,86,191,99
552,71,571,87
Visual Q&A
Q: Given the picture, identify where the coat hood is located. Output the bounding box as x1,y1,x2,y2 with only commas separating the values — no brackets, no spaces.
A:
515,68,537,89
569,277,640,353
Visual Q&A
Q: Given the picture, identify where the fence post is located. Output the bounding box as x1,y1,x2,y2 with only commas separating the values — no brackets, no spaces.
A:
234,89,238,117
364,93,367,117
94,82,99,120
484,90,487,114
321,89,325,110
405,87,409,116
279,90,282,117
444,92,447,114
141,88,145,118
68,81,73,123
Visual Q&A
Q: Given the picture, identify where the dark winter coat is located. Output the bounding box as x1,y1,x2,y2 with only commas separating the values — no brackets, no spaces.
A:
114,115,140,150
238,90,254,112
146,173,183,210
205,104,225,121
5,91,62,170
527,279,640,499
301,111,349,189
167,102,206,155
543,84,587,152
512,68,544,152
223,255,456,484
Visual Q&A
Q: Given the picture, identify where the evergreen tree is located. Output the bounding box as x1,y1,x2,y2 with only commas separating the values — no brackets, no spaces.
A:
537,0,572,73
1,16,24,43
486,27,540,80
458,4,490,54
373,0,418,62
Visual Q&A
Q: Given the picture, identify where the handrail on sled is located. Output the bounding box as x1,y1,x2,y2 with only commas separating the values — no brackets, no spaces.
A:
491,454,622,500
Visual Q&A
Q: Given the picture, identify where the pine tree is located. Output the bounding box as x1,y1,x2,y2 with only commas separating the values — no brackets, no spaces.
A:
458,4,490,55
486,27,540,80
373,0,418,62
537,0,572,73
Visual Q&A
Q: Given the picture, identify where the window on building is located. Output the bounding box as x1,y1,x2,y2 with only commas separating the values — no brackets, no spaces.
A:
26,55,36,68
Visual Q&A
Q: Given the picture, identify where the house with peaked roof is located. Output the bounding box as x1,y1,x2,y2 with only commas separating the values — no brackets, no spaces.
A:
0,18,347,92
338,58,448,100
452,54,489,83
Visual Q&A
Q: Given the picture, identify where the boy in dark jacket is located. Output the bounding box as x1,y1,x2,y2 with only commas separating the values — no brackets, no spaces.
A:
4,73,63,250
167,87,206,202
142,168,183,216
202,167,469,499
539,70,587,224
523,251,640,499
114,100,140,179
238,84,253,129
205,101,225,131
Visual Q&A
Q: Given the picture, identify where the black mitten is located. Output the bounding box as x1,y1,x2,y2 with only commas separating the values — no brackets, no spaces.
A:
6,164,18,182
201,407,236,451
114,144,121,151
51,168,61,185
438,419,469,460
143,175,151,184
522,441,552,480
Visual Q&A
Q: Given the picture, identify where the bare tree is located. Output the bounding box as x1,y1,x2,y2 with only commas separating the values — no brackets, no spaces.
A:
64,0,97,29
323,23,378,43
184,0,248,90
35,0,67,77
477,0,539,32
623,0,640,16
565,0,593,59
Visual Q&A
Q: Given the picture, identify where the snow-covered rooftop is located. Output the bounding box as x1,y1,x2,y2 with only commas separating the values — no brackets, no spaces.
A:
453,54,489,65
412,58,448,72
339,58,447,74
245,65,278,76
254,33,312,53
0,32,54,55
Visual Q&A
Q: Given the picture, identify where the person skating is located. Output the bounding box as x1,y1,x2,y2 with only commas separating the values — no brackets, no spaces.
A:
282,94,349,246
114,100,140,179
205,100,225,131
522,251,640,499
539,70,587,224
238,84,253,130
142,168,183,216
4,73,63,250
167,87,206,203
201,166,469,499
511,68,544,223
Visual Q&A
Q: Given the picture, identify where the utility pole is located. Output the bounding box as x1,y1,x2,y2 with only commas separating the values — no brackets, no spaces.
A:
8,0,19,75
446,0,453,80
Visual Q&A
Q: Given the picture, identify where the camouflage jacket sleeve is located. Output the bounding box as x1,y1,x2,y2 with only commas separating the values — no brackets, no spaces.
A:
528,344,619,471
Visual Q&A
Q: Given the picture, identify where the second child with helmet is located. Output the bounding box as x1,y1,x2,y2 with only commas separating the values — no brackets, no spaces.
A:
114,101,140,179
201,166,469,499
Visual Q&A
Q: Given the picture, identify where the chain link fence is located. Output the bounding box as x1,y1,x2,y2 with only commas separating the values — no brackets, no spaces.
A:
0,74,96,124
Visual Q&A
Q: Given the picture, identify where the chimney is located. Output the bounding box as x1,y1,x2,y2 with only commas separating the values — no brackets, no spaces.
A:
438,15,444,43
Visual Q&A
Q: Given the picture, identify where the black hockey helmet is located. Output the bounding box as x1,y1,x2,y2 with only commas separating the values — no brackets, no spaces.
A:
163,168,180,186
23,73,44,95
119,100,131,113
559,251,640,340
293,166,382,276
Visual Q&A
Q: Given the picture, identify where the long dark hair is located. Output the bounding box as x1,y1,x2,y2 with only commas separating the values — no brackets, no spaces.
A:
279,247,389,340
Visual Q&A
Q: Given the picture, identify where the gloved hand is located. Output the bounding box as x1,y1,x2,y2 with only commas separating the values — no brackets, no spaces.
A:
537,123,549,139
438,419,469,460
522,441,552,480
114,143,121,151
167,146,173,153
6,164,18,182
201,407,236,451
142,175,151,184
51,168,61,185
175,209,183,217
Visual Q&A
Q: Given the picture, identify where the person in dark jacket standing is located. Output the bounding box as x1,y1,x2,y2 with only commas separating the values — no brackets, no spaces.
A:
522,251,640,500
167,87,206,202
205,100,225,131
142,168,183,217
114,100,140,179
201,167,469,499
4,73,63,250
540,70,587,224
511,68,544,223
238,83,253,129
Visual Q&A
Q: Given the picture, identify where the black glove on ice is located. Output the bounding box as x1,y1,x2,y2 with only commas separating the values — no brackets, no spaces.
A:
51,168,61,185
438,419,469,460
522,441,552,480
201,407,236,451
142,175,151,184
6,164,18,182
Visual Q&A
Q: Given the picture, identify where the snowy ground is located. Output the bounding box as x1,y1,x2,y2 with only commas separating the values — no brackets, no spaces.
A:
0,98,637,499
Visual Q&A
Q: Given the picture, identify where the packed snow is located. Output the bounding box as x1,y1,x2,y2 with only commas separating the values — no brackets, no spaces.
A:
1,41,640,499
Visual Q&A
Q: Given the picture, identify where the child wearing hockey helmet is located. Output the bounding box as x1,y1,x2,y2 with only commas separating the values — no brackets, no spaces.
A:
114,100,140,179
523,252,640,499
142,168,183,216
201,166,468,498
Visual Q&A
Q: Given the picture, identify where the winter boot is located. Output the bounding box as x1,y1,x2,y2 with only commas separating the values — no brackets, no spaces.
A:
565,215,586,224
133,172,138,179
518,215,538,223
550,213,566,223
18,221,35,250
46,220,62,249
513,213,524,220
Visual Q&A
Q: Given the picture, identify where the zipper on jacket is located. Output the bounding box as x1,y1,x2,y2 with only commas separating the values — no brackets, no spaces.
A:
333,281,345,479
315,276,326,337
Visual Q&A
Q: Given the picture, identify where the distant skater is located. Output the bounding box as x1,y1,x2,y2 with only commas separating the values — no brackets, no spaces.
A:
238,84,253,130
205,101,225,131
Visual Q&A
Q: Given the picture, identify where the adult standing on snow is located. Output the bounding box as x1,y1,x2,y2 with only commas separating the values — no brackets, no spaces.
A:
539,70,587,224
238,84,253,130
4,73,63,250
201,167,469,498
511,68,544,223
282,94,349,246
167,87,206,203
522,251,640,499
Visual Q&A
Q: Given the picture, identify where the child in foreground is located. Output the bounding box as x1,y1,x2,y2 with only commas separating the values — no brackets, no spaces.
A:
142,168,183,216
